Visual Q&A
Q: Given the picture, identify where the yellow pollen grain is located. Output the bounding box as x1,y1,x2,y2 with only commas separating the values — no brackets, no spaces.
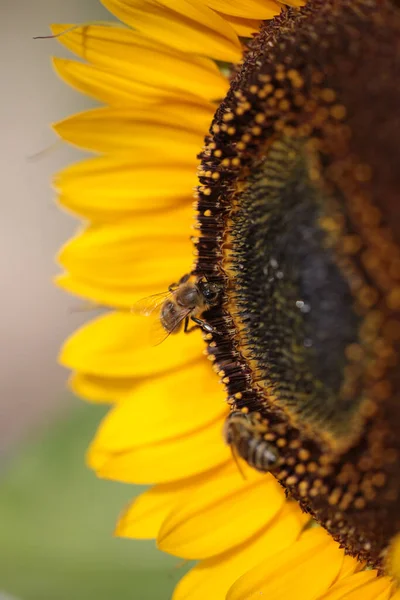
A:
372,472,386,487
328,488,342,505
298,448,311,461
289,439,301,449
223,112,234,122
212,124,220,133
286,475,298,486
279,99,291,111
255,113,266,124
211,172,220,180
249,85,259,94
204,209,212,217
251,126,262,136
236,142,246,151
287,69,304,88
263,84,274,95
241,405,248,413
295,464,306,475
214,149,222,158
240,101,251,112
203,188,212,196
227,127,236,136
221,158,231,167
274,89,285,100
276,438,287,448
320,88,336,103
330,104,347,120
308,462,318,473
386,287,400,310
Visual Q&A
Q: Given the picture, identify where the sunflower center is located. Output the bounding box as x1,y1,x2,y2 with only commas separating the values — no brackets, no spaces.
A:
194,0,400,571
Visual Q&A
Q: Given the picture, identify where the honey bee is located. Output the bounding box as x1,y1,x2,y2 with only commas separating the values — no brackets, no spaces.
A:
224,411,279,473
133,273,222,344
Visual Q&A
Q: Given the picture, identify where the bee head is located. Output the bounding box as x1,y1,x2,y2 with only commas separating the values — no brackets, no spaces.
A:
197,278,222,307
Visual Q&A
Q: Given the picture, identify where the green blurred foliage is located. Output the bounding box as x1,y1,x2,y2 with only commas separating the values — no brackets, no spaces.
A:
0,402,191,600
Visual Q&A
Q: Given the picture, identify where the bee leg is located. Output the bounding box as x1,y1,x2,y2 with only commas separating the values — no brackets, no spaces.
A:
224,410,280,473
183,316,193,333
191,316,217,334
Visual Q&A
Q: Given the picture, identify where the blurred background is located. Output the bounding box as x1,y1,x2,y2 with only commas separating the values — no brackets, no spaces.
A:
1,1,188,598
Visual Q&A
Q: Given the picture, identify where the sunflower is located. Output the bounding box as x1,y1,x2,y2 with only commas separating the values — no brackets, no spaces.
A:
54,1,400,599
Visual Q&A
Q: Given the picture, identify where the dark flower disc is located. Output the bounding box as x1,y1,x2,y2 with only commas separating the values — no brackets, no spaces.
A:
194,0,400,570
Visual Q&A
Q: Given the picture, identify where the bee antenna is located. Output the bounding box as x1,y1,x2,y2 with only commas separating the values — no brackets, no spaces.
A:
33,21,117,40
230,445,248,481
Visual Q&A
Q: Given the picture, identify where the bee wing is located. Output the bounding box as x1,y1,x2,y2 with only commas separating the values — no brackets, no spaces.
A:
130,291,172,317
149,307,192,346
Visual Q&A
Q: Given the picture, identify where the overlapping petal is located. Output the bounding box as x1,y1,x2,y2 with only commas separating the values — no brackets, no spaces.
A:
57,205,194,296
320,571,393,600
52,24,229,101
158,463,285,559
227,528,345,600
60,311,204,377
88,414,231,484
172,502,306,600
101,0,242,62
116,468,221,539
69,372,137,403
55,155,198,220
53,105,211,157
207,0,280,19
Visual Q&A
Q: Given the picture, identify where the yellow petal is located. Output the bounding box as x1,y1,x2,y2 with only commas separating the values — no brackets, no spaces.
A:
52,24,229,101
53,105,210,157
320,572,393,600
87,415,231,484
117,467,222,539
217,13,261,37
101,0,242,62
227,528,344,600
53,57,175,107
60,311,204,377
172,502,306,600
69,372,136,403
158,464,284,559
334,554,361,581
89,362,227,450
387,532,400,583
55,155,197,220
57,205,193,290
207,0,281,19
56,273,163,308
